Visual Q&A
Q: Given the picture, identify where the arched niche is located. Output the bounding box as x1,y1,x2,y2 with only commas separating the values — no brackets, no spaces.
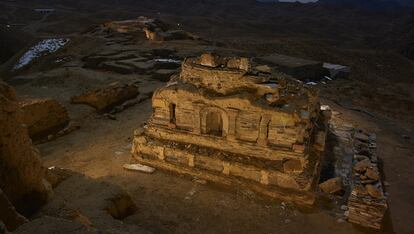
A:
200,107,229,137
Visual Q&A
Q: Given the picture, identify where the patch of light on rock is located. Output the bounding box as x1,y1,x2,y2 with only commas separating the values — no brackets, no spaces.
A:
14,38,70,70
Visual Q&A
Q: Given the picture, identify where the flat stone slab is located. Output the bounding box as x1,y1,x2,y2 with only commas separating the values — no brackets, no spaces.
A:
255,53,329,81
323,63,350,79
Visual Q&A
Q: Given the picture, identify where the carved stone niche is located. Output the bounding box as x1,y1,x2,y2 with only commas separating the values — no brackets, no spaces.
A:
200,106,229,137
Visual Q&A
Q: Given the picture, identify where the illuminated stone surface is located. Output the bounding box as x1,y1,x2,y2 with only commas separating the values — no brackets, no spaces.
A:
132,53,330,206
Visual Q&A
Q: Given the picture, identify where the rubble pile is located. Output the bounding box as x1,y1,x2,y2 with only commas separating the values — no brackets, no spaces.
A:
131,53,330,206
347,130,388,229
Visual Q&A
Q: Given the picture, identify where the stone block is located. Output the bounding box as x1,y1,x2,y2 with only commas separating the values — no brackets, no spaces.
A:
71,83,139,113
195,155,224,173
283,159,303,173
319,177,343,194
230,163,262,183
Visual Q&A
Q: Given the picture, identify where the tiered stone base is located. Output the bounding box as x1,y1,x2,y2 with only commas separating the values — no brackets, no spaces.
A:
132,135,324,206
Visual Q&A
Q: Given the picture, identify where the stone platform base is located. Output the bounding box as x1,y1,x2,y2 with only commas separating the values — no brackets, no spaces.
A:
132,154,316,206
132,135,322,206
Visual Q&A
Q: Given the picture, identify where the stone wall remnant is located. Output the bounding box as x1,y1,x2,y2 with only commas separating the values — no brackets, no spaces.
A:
71,82,139,113
347,130,388,229
17,98,69,140
0,81,51,219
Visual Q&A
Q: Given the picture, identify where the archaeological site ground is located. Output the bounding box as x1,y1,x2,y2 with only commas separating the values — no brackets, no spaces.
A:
1,0,414,233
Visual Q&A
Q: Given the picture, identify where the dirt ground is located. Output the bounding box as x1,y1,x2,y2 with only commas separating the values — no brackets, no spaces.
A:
20,82,411,234
11,65,413,233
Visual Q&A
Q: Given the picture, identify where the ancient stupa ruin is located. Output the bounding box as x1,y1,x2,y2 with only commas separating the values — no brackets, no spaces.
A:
132,53,330,206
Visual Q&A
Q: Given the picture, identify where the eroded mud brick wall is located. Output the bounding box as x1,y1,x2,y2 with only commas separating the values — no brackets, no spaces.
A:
0,82,50,216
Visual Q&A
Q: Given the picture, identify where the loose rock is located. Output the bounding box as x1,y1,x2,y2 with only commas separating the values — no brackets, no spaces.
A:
365,168,380,181
353,159,372,173
365,184,383,199
319,177,343,194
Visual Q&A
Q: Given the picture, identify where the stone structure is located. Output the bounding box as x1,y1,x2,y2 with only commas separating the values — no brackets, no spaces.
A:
347,130,388,229
132,53,329,206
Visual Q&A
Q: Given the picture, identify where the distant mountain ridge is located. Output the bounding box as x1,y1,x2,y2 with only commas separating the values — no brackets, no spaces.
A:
256,0,414,8
318,0,414,9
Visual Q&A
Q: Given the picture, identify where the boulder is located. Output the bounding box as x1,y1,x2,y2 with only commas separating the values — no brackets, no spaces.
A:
71,83,139,113
0,82,51,217
18,98,69,140
319,177,343,194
